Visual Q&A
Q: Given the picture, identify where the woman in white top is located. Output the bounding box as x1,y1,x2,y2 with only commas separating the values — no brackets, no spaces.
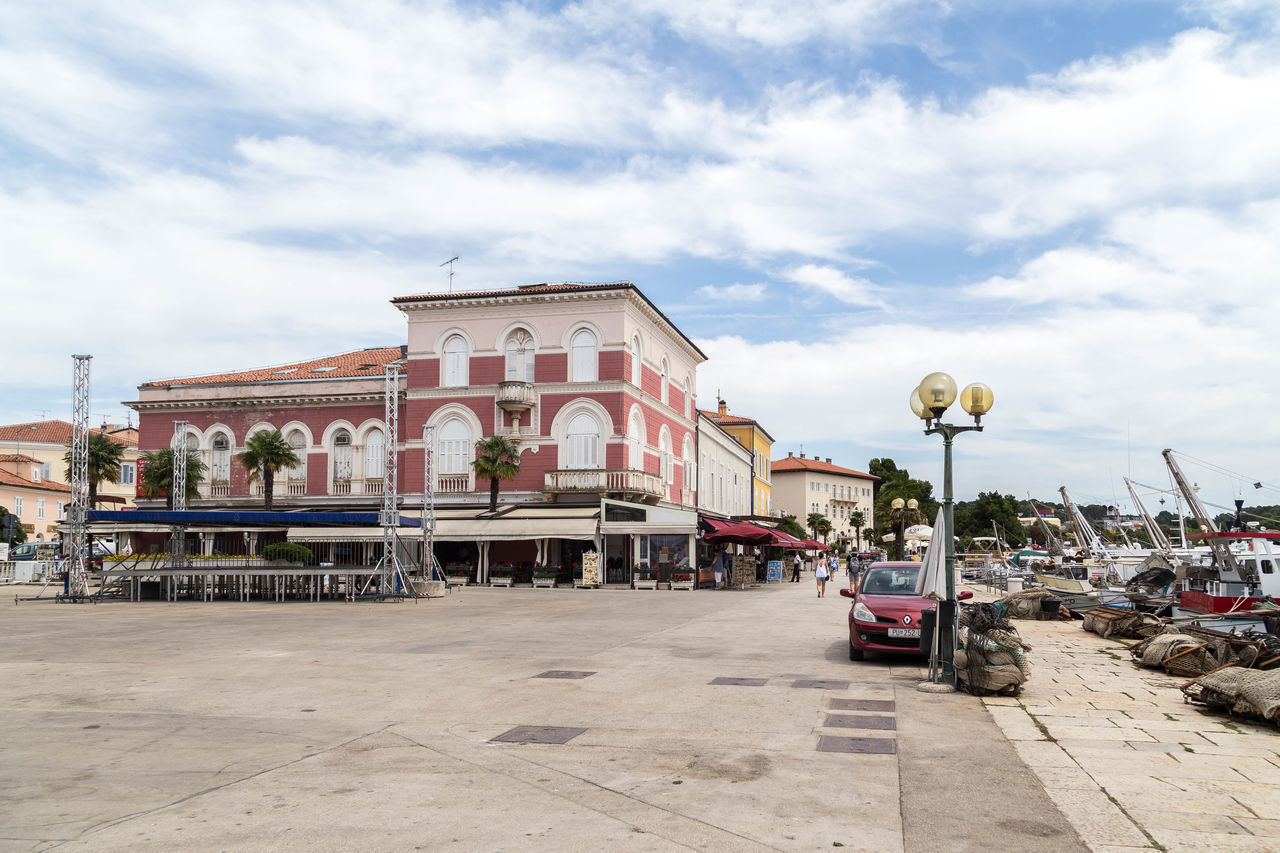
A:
814,553,829,597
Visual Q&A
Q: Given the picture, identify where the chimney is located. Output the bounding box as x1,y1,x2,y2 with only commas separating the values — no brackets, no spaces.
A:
400,344,408,359
826,457,832,463
787,451,794,458
717,399,727,416
799,452,805,459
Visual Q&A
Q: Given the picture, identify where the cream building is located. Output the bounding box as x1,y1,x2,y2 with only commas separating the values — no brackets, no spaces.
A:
770,452,879,549
695,412,753,518
0,421,139,512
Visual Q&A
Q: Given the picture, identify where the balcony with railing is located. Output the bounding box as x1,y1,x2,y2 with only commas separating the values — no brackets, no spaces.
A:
496,380,535,413
437,473,473,493
210,482,230,498
544,468,665,502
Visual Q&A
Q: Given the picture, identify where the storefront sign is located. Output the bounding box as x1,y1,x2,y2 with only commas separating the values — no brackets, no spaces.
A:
766,560,783,582
581,551,600,586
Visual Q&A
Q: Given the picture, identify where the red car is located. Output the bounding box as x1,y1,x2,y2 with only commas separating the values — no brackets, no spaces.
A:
839,561,972,661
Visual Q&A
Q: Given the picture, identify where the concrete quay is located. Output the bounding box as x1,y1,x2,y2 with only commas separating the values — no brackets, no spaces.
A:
0,579,1273,852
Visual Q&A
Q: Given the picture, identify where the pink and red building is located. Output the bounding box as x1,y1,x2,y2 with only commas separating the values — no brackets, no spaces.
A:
127,283,705,583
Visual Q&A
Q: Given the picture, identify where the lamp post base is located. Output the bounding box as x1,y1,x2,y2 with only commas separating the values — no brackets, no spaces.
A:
916,681,956,694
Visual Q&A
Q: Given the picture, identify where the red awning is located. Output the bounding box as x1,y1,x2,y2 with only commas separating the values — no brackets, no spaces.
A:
704,521,774,545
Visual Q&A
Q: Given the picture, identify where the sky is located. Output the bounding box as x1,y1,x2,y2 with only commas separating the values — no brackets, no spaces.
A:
3,0,1279,517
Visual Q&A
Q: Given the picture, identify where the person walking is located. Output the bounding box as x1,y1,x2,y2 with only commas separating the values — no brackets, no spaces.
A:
815,553,829,597
713,549,726,589
792,551,802,582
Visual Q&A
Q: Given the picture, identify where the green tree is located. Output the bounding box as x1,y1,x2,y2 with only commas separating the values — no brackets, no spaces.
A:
0,505,27,544
777,514,806,540
237,430,301,511
814,516,832,543
472,435,521,512
953,492,1023,545
139,448,207,510
870,458,937,559
806,512,827,541
63,432,126,508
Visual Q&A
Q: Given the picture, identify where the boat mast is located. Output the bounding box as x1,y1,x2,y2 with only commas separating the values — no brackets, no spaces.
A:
1060,486,1106,560
1161,449,1242,576
1027,496,1065,555
1124,477,1171,551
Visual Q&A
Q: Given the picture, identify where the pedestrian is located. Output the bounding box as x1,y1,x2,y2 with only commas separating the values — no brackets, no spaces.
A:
815,553,829,597
830,552,840,576
792,551,802,582
713,549,725,588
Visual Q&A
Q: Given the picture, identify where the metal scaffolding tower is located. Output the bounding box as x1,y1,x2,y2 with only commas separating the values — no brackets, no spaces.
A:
365,364,408,597
422,424,443,581
64,354,92,599
170,420,189,567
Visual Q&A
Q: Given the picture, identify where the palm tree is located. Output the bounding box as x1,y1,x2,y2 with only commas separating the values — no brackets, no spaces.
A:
139,448,207,509
471,435,521,512
237,430,301,511
63,432,125,508
806,512,827,542
777,514,806,540
815,517,833,544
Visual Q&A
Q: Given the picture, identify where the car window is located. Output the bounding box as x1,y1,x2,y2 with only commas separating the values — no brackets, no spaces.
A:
860,567,921,595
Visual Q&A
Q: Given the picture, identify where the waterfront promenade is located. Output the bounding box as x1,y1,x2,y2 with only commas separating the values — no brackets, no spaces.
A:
0,581,1274,851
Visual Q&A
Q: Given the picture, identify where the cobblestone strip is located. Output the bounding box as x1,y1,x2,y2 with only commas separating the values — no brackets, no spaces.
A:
982,618,1280,853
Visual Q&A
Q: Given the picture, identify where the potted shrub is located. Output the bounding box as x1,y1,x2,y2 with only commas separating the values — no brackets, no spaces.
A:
490,564,514,587
669,570,695,590
532,565,557,588
444,562,471,586
632,564,658,590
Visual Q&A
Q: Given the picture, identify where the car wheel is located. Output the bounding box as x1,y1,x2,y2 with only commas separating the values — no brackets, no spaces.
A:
849,641,864,661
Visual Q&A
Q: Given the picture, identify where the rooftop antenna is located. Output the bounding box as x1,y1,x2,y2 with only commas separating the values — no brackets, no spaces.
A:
441,256,459,293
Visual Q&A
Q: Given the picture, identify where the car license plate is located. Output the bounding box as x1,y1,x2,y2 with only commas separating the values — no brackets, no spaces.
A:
888,627,921,638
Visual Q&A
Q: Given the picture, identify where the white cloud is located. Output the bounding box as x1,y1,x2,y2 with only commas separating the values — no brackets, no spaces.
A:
784,264,883,307
695,282,767,301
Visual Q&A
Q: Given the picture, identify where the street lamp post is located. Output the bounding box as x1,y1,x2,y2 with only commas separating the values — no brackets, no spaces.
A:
910,373,994,685
889,497,918,561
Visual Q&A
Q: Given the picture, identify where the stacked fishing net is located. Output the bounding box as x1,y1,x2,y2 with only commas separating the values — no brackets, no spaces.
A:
955,603,1032,696
997,587,1057,620
1183,668,1280,727
1129,630,1205,669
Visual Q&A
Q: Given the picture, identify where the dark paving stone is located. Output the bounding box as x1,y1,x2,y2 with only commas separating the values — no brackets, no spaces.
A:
709,677,768,686
830,698,896,712
817,736,898,755
491,726,587,745
825,714,897,731
533,670,596,679
791,679,850,690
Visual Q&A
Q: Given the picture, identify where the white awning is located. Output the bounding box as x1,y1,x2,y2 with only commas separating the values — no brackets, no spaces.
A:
287,515,600,543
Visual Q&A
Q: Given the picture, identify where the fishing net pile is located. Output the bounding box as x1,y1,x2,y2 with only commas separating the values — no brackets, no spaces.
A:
1081,606,1165,640
996,587,1057,620
955,603,1032,696
1129,630,1210,670
1183,668,1280,727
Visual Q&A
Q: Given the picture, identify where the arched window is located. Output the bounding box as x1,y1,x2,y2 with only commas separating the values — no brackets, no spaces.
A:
504,331,535,382
333,429,353,481
630,335,642,386
211,433,231,482
286,431,307,481
438,418,470,475
658,428,673,485
566,412,600,470
571,329,597,382
363,428,385,480
660,359,669,406
443,335,468,387
682,436,694,494
627,410,644,470
683,374,693,418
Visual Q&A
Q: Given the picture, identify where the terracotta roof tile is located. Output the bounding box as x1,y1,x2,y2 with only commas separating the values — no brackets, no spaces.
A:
0,421,136,448
770,456,878,479
0,469,72,493
0,454,42,464
141,347,405,388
